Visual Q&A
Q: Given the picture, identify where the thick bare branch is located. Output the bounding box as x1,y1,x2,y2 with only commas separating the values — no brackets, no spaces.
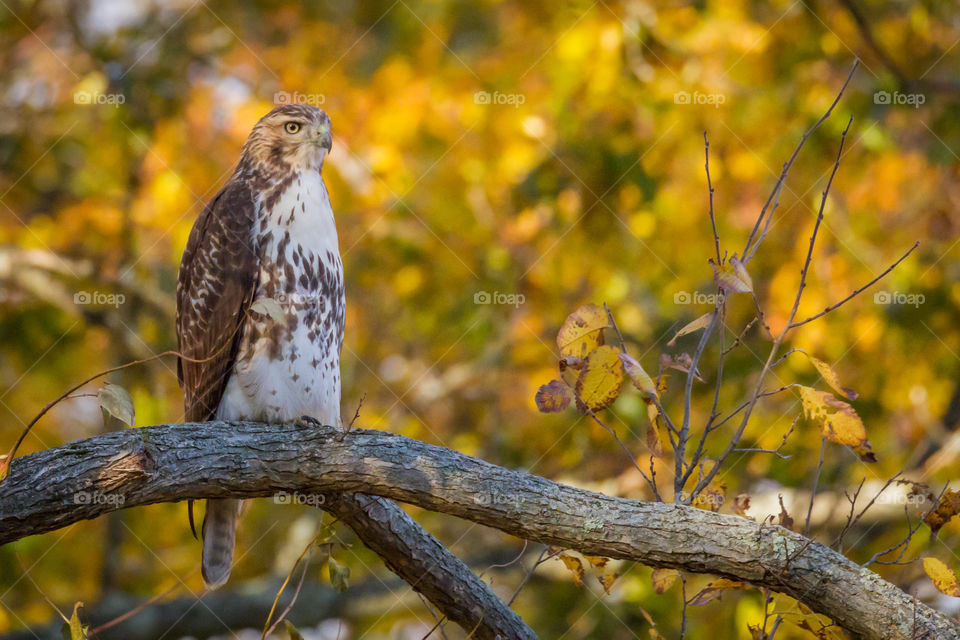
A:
1,422,958,640
322,493,536,640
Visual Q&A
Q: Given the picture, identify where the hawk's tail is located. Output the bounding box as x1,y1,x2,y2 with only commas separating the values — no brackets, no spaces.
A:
201,499,238,589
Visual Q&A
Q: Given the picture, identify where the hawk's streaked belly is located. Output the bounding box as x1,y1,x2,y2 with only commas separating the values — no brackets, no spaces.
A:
217,170,344,425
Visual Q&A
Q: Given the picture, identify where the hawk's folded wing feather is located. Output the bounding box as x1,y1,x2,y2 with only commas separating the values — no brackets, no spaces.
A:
176,181,260,422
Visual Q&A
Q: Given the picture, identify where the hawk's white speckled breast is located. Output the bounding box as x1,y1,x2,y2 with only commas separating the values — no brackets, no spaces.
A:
217,170,345,426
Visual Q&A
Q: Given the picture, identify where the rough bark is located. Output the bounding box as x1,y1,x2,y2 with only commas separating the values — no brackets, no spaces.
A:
2,422,958,640
323,493,535,639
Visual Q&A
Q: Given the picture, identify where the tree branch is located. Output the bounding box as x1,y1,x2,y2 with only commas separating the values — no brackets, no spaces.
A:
321,493,535,639
2,422,958,640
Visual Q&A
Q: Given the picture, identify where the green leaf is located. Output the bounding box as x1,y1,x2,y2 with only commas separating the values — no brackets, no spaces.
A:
60,602,88,640
285,620,305,640
329,557,350,592
98,383,135,427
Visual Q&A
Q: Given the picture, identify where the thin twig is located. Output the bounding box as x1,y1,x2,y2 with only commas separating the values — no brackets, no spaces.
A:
788,241,920,328
742,59,859,263
804,438,827,536
691,115,855,500
704,131,720,263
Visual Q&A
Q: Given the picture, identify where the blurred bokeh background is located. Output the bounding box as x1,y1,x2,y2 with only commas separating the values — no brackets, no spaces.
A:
1,0,959,638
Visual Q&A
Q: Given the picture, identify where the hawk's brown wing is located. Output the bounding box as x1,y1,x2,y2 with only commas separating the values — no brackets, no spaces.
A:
176,180,260,422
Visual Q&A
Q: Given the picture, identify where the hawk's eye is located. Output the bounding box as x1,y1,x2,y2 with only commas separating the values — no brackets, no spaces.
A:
284,122,301,134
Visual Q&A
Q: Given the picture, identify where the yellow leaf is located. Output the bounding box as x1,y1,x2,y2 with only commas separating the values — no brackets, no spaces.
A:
806,355,858,401
575,345,625,411
689,578,748,606
710,254,753,293
559,554,586,586
535,379,572,413
557,304,608,358
598,572,618,594
799,386,876,462
668,312,713,347
651,568,678,593
923,557,960,597
619,352,657,396
584,555,610,572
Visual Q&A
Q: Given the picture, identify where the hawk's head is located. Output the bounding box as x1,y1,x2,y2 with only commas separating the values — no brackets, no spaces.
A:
242,104,333,175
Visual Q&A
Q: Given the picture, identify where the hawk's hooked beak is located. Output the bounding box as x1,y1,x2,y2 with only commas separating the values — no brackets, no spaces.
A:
315,127,332,152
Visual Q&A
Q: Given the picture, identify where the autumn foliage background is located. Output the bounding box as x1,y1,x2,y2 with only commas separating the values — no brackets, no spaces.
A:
1,1,960,638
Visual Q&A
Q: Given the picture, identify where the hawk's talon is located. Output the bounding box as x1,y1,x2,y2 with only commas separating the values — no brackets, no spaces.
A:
297,415,326,429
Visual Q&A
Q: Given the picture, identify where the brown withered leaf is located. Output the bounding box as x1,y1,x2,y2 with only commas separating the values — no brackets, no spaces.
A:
923,557,960,597
575,345,625,412
693,478,727,512
668,312,713,347
535,379,573,413
557,304,608,359
797,620,832,639
925,490,960,538
799,386,876,462
777,494,794,531
747,624,766,640
651,568,679,594
659,353,705,382
559,355,584,371
689,578,748,606
733,494,752,518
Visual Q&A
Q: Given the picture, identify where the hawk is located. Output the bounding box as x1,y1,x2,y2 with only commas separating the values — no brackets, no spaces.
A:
175,104,344,589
